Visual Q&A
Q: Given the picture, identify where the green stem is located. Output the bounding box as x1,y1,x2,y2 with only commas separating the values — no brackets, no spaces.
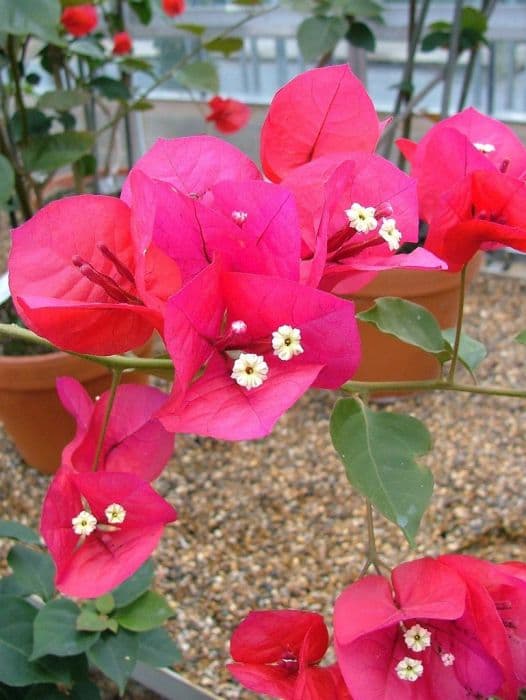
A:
7,36,29,144
90,368,122,471
342,378,526,400
359,499,390,577
447,265,467,382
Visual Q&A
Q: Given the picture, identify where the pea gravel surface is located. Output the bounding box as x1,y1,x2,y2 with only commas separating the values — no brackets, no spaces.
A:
1,270,525,699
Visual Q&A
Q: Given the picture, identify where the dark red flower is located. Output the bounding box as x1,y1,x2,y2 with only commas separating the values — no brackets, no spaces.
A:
113,31,133,55
206,96,251,134
162,0,186,16
61,5,98,37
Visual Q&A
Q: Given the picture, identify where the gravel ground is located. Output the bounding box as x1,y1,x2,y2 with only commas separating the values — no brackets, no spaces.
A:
0,270,525,699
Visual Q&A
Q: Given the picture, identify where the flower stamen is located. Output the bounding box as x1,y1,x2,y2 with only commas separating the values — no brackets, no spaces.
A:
231,353,269,389
105,503,126,524
72,510,97,536
272,325,303,361
344,202,377,233
395,657,424,682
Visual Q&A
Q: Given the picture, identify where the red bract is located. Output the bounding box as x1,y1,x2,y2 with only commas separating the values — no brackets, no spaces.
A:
159,261,361,440
260,65,383,183
61,5,98,37
41,468,177,598
206,96,251,133
425,169,526,271
120,135,262,205
228,610,345,699
8,195,162,354
162,0,186,16
113,31,133,55
57,377,173,481
334,557,513,700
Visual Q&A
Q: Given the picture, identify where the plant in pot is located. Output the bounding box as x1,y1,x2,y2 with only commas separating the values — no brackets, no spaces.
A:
0,0,257,472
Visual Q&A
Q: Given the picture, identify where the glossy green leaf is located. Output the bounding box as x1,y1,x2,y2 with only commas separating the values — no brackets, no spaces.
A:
441,329,487,372
204,37,244,56
32,599,100,659
0,0,62,43
421,30,449,52
345,20,375,51
69,39,106,60
330,398,433,545
7,545,55,601
76,609,113,633
114,592,173,632
91,77,131,101
516,330,526,344
88,629,138,695
95,594,115,615
297,16,347,63
176,23,206,36
357,297,446,355
137,628,182,667
112,559,154,608
21,132,94,173
0,575,27,597
129,0,152,24
461,6,487,34
37,89,90,112
176,61,219,93
0,520,40,544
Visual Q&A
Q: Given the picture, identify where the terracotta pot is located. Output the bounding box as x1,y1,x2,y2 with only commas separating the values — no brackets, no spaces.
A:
350,255,482,384
0,346,151,475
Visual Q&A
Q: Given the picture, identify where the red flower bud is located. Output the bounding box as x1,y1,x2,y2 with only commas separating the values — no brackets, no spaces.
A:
60,4,98,37
206,96,251,134
113,31,133,55
162,0,186,16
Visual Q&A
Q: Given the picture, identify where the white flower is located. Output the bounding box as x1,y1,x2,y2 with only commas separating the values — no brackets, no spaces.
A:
473,142,496,154
231,210,248,224
72,510,97,536
441,652,455,667
231,353,269,389
403,624,431,652
271,325,304,361
105,503,126,524
231,320,247,334
378,218,402,251
344,202,377,233
395,657,424,682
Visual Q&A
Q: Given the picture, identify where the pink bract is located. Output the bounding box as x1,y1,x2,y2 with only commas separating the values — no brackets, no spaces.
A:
41,468,177,598
260,65,383,183
57,377,173,481
206,96,251,134
9,195,160,354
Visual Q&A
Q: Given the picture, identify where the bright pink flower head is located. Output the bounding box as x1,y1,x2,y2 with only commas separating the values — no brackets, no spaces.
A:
260,65,384,183
425,169,526,271
41,468,177,598
162,0,186,16
120,135,262,205
57,377,173,481
228,610,346,699
8,195,163,354
206,96,251,134
334,557,507,700
159,261,361,440
61,4,98,37
113,31,133,55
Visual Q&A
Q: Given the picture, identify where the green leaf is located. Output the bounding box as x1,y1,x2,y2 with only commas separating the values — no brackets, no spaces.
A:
0,597,55,686
0,0,62,43
0,155,14,206
357,297,446,355
175,23,206,36
297,16,347,63
421,30,450,52
345,20,375,51
90,77,131,101
11,109,53,142
335,0,384,19
95,594,115,615
516,330,526,344
69,39,106,60
176,61,219,93
112,559,154,608
76,609,112,633
0,520,40,544
118,57,154,74
25,687,69,700
330,398,433,545
32,599,100,659
37,89,90,112
137,628,182,667
129,0,152,24
204,37,244,56
0,575,27,597
88,629,138,695
461,6,487,34
7,545,55,601
132,99,154,111
441,329,487,372
114,592,173,632
70,681,102,700
21,131,94,173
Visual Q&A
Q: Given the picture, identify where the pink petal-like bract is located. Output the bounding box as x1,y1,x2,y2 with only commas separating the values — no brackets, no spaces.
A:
261,65,382,182
41,468,177,598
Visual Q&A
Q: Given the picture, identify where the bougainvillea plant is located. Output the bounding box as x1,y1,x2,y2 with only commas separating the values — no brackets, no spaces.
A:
2,64,526,698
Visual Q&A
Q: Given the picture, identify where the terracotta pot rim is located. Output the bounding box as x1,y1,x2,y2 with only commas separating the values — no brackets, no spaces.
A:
0,350,108,390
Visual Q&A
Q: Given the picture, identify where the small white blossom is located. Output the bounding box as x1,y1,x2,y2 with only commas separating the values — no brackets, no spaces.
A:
378,218,402,251
272,325,304,361
473,142,496,154
441,652,455,667
395,657,424,682
105,503,126,524
403,624,432,652
231,320,247,334
231,210,248,225
344,202,377,233
72,510,97,536
231,353,269,389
